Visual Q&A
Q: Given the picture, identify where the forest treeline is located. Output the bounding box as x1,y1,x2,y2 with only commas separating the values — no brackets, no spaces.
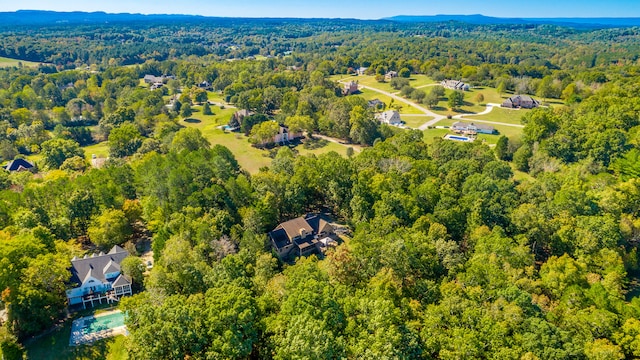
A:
1,18,640,360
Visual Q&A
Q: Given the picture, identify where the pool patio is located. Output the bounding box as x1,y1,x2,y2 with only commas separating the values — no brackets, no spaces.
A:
69,310,128,346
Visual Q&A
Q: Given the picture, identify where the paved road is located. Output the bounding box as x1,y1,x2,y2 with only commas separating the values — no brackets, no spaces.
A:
338,80,522,130
313,134,363,152
345,82,446,129
452,103,524,128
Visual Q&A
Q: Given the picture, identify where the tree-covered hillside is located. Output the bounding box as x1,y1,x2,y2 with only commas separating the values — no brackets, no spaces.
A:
0,16,640,360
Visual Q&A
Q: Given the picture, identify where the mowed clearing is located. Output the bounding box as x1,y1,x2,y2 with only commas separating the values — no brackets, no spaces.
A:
182,103,350,173
0,56,44,68
425,118,523,145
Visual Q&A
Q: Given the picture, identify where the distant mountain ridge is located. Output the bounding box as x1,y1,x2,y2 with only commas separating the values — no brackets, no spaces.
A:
385,14,640,28
0,10,205,26
0,10,639,29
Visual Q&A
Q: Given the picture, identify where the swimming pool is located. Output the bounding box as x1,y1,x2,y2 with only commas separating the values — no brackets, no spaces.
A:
70,310,128,346
83,311,125,334
444,134,474,142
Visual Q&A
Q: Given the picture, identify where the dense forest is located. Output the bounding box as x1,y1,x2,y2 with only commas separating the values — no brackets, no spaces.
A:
1,14,640,360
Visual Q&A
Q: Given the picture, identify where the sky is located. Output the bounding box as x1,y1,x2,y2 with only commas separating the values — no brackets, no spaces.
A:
1,0,640,19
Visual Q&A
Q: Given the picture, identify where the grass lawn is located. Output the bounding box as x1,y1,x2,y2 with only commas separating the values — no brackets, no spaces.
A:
426,86,536,116
82,141,110,160
207,91,227,103
422,128,451,144
401,115,433,129
179,110,273,173
0,56,42,68
462,107,530,125
297,138,350,157
344,74,437,94
349,76,395,93
25,319,127,360
407,75,436,88
356,89,423,115
431,119,523,145
356,88,395,105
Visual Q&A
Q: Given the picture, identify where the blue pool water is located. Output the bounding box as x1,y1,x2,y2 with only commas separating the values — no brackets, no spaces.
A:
83,312,125,334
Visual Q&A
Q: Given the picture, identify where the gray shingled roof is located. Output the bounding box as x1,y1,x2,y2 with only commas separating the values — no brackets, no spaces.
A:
269,214,334,250
69,245,128,286
112,274,131,287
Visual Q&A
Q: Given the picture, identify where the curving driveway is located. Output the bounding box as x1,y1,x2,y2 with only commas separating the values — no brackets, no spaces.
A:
339,80,523,130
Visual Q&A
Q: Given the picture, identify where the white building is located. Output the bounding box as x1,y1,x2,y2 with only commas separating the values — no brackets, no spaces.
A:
451,121,495,134
66,245,132,309
375,110,402,125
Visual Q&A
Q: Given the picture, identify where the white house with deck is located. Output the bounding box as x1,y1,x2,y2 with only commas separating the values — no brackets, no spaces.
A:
451,121,495,134
66,245,132,309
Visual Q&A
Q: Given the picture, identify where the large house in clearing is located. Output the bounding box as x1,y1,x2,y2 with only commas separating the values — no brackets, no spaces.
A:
502,95,540,109
273,125,302,145
269,214,336,259
385,71,398,81
375,110,402,125
441,79,470,91
451,121,496,135
343,81,359,95
66,245,132,309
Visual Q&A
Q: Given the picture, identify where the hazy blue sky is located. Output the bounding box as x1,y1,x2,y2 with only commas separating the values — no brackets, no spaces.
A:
2,0,639,19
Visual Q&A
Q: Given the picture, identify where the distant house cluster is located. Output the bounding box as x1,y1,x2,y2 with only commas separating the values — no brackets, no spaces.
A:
66,245,132,309
441,79,470,91
343,81,359,95
375,110,402,125
143,74,175,90
269,214,337,259
451,121,496,135
502,95,540,109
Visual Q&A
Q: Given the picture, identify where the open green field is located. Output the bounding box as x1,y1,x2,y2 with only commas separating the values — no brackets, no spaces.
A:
179,105,273,173
401,115,433,129
407,75,437,88
422,128,451,144
330,74,436,94
25,321,127,360
431,118,523,145
355,88,395,106
207,91,227,103
0,56,42,68
462,107,530,125
182,104,354,172
356,89,424,115
429,87,509,115
83,141,110,160
297,138,350,157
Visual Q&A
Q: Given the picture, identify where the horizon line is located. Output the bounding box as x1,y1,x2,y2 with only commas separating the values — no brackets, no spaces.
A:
3,9,640,21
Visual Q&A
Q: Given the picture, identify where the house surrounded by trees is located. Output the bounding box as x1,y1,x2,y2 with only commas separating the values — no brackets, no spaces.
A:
268,214,336,259
66,245,132,309
375,110,402,125
3,158,35,172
